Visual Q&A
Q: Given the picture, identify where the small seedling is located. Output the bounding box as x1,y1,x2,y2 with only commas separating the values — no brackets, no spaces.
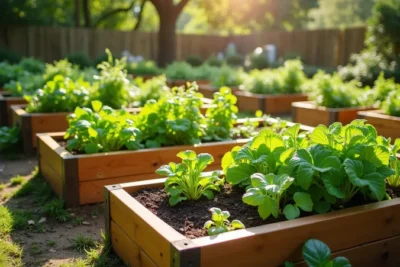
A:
10,176,25,186
72,234,96,252
43,199,69,222
46,240,56,247
204,207,245,236
72,216,84,226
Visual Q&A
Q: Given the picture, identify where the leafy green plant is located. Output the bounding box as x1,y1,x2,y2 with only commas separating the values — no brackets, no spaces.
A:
308,71,371,108
226,54,244,67
131,75,169,107
126,60,161,76
65,101,142,154
204,87,238,141
156,150,224,206
186,55,203,67
165,61,196,80
18,57,45,73
210,65,246,88
134,84,205,148
224,120,396,221
383,89,400,116
193,64,219,80
0,62,24,87
0,47,21,64
241,59,306,95
42,199,70,222
65,52,92,69
25,75,91,113
43,59,80,82
285,239,351,267
4,72,44,97
245,47,269,70
72,234,96,252
206,55,223,67
92,49,132,109
0,126,21,152
203,207,245,235
369,72,400,105
388,139,400,187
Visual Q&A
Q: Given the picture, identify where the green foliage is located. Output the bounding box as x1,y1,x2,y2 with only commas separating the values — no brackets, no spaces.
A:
65,101,142,154
210,65,245,88
0,62,24,87
245,47,269,70
203,207,245,235
18,57,45,73
25,75,91,113
0,239,22,267
156,150,224,206
4,72,44,97
387,139,400,187
206,55,224,67
65,52,92,69
383,90,400,117
131,75,169,107
226,54,244,67
166,61,195,80
185,55,203,67
43,59,80,82
241,59,306,95
134,85,205,147
286,239,351,267
126,60,161,76
0,47,20,64
43,199,70,222
0,126,21,152
72,234,96,252
223,120,396,220
93,52,109,68
93,49,132,109
204,87,238,141
308,72,371,108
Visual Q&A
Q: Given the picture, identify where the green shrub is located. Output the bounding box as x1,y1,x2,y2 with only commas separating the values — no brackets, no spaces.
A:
245,47,269,70
18,57,45,74
210,65,246,88
165,61,195,80
0,47,21,64
131,75,168,107
193,64,219,80
43,59,80,82
93,52,109,68
0,126,21,152
185,55,203,67
0,62,24,87
206,55,224,67
4,73,44,97
226,54,244,67
384,90,400,116
65,52,92,69
126,60,161,76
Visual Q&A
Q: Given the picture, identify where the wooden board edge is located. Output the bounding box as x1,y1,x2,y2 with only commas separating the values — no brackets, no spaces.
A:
63,157,80,207
0,96,7,126
104,184,123,242
21,113,33,155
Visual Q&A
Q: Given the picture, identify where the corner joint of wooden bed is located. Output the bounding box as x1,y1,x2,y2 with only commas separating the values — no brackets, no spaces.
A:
104,184,123,247
170,239,201,267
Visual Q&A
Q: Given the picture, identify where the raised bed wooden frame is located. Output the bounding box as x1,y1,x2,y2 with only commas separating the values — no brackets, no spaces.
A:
0,91,27,126
358,110,400,141
292,101,374,127
37,119,313,207
105,178,400,267
235,91,308,115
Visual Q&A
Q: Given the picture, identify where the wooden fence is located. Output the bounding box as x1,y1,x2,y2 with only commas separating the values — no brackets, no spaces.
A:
0,25,365,67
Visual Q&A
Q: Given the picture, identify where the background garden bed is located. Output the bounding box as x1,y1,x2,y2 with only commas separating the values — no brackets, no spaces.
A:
358,110,400,140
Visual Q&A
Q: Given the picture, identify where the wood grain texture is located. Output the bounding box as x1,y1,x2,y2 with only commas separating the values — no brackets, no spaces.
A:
295,235,400,267
358,110,400,141
292,101,374,127
110,189,184,267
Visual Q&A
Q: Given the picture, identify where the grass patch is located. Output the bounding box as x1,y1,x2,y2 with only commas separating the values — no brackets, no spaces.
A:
43,199,70,222
72,234,96,252
46,240,56,247
0,239,22,267
72,216,84,226
0,206,12,237
10,176,25,186
0,183,6,191
29,243,42,256
10,210,32,231
60,259,87,267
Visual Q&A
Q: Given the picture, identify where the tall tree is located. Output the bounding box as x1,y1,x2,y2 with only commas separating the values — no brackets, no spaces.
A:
83,0,91,27
150,0,190,66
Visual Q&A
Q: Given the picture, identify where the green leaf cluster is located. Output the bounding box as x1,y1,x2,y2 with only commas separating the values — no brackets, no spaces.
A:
204,87,238,141
0,126,21,152
130,75,169,107
224,120,396,221
43,59,80,83
285,239,351,267
204,207,245,236
210,65,246,88
156,150,224,206
240,59,306,95
64,101,142,154
165,61,218,81
126,60,161,76
18,57,45,74
388,139,400,187
25,75,92,113
4,72,44,97
0,62,24,87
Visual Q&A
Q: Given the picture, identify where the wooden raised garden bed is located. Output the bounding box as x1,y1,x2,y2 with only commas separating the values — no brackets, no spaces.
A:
198,84,239,99
11,101,213,155
235,91,308,115
37,120,313,207
0,91,27,126
292,101,374,127
358,110,400,140
104,178,400,267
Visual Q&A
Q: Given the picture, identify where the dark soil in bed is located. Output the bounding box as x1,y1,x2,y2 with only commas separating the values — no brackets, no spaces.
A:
132,183,400,239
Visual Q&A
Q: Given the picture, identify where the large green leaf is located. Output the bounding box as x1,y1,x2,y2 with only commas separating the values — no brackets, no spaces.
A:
294,192,313,212
196,153,214,172
332,257,351,267
242,188,265,206
309,125,330,145
226,163,257,185
283,204,300,220
302,239,331,267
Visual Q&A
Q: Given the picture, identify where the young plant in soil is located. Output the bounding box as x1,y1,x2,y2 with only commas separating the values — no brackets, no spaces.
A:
156,150,223,206
203,207,245,235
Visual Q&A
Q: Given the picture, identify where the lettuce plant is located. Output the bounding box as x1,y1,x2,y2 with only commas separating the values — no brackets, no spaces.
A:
383,89,400,116
126,60,161,76
388,139,400,187
131,75,169,107
64,101,142,154
43,59,80,82
4,73,44,97
224,120,395,221
0,62,24,86
18,57,45,74
210,65,246,88
203,207,245,236
156,150,224,206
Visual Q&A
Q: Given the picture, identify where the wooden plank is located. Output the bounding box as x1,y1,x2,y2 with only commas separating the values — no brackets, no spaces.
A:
110,190,184,267
264,94,309,115
295,235,400,267
358,110,400,141
235,91,263,113
30,112,70,148
111,221,157,267
194,199,400,266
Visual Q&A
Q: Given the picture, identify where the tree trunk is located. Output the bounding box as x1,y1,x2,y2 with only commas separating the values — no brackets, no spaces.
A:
82,0,91,27
157,9,178,67
74,0,80,27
